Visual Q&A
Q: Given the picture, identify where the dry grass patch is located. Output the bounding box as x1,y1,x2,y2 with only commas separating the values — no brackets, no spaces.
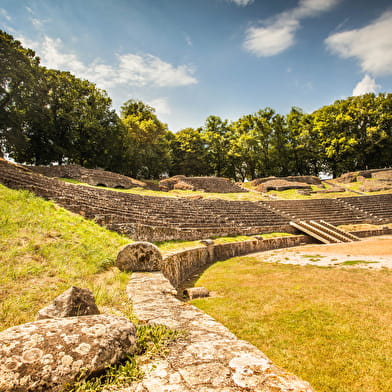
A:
192,257,392,392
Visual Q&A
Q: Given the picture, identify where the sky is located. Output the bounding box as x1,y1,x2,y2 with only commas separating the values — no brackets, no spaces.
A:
1,0,392,132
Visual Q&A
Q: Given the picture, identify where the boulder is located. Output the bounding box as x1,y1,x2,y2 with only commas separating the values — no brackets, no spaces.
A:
116,242,163,272
36,286,100,320
0,314,136,392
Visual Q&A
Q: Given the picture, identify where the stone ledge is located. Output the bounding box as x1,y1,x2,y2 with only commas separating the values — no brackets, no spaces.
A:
125,272,314,392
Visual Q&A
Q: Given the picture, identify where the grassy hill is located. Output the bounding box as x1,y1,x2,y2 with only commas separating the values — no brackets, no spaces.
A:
0,183,132,330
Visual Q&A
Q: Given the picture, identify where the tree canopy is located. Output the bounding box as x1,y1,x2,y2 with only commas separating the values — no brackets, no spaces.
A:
1,29,391,179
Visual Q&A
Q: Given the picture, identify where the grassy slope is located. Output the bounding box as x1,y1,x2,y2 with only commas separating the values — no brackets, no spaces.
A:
0,184,132,330
192,257,392,392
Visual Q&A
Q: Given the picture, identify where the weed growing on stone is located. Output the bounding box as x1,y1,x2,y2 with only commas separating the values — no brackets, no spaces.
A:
67,324,179,391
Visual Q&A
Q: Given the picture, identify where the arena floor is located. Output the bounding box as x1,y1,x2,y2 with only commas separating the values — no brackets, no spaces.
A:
253,235,392,269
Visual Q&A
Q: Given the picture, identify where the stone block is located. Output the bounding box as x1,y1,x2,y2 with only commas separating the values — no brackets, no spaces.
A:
0,314,136,392
116,242,163,272
36,286,100,320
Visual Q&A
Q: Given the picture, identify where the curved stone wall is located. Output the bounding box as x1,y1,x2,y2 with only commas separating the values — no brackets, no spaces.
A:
162,235,314,288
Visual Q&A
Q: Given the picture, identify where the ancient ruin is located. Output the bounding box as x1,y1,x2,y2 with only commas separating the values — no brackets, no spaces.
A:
2,159,391,242
160,175,249,193
28,164,146,189
1,157,392,391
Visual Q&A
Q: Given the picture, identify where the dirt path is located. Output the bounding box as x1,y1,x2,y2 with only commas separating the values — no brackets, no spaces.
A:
252,235,392,269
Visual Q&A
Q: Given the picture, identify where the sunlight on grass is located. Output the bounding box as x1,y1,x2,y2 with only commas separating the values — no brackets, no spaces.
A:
192,257,392,392
0,184,132,329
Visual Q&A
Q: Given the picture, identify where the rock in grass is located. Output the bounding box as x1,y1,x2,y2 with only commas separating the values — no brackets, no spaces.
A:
184,287,210,300
0,314,136,392
116,242,162,272
36,286,100,320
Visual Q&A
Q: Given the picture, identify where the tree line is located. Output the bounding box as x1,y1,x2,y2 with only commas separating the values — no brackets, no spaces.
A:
1,30,391,180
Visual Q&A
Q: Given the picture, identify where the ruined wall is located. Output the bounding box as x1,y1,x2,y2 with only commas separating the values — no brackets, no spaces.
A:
28,164,145,189
119,223,296,242
162,235,314,288
160,175,249,193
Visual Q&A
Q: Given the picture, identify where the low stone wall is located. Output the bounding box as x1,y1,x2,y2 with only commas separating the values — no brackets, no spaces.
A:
116,223,296,242
162,235,314,288
352,228,392,237
126,272,315,392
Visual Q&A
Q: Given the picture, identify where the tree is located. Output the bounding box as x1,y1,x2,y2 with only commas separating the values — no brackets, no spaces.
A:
120,99,171,178
169,127,211,176
201,115,233,177
0,30,44,160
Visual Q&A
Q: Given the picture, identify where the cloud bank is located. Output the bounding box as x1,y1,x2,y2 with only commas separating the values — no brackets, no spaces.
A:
325,10,392,76
18,34,197,91
244,0,341,57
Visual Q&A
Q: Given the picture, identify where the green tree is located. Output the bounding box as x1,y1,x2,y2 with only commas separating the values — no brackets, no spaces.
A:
201,115,233,177
0,30,44,160
169,127,211,176
120,99,171,178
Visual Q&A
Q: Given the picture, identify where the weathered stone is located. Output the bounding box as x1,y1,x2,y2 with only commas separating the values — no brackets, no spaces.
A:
126,272,315,392
200,239,214,246
0,314,136,392
184,287,210,300
116,242,163,272
36,286,100,320
159,176,248,193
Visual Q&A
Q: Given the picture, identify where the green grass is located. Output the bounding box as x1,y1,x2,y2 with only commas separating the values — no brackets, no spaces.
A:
339,260,380,266
0,184,181,391
192,257,392,392
67,324,179,391
0,184,133,329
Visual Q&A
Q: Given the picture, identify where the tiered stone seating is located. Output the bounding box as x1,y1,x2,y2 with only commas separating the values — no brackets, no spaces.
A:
263,198,377,225
337,194,392,222
0,159,291,241
2,159,390,241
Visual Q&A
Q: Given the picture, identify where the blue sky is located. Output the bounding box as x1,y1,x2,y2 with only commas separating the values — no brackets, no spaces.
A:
1,0,391,131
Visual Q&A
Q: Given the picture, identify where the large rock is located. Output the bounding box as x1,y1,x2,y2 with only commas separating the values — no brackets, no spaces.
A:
116,242,163,272
37,286,100,320
0,314,136,392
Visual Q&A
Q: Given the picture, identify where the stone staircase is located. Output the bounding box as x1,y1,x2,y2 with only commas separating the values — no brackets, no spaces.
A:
290,220,360,244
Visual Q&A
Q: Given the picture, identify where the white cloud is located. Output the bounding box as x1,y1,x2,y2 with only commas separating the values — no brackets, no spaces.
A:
244,17,299,56
352,74,380,96
18,34,197,89
0,8,11,21
147,97,171,116
117,54,197,87
325,10,392,76
227,0,254,6
244,0,341,57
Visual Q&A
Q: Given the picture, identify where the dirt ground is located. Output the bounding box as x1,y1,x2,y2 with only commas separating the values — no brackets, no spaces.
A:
252,235,392,269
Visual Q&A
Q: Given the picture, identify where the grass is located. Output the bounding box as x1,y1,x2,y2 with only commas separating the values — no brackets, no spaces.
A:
0,184,133,329
339,260,380,266
0,184,181,390
67,324,179,391
191,257,392,392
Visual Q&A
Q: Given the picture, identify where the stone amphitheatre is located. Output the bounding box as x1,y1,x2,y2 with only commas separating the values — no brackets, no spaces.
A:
1,157,392,392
